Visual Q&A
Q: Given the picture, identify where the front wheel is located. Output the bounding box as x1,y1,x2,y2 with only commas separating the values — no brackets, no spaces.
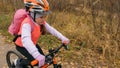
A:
6,50,23,68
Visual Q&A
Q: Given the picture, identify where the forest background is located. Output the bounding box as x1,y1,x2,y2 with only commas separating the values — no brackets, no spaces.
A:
0,0,120,68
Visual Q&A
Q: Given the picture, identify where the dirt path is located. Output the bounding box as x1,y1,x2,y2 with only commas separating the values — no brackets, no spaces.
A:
0,34,15,68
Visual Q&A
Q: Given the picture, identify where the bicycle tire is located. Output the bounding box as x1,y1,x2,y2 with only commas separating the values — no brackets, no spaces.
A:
6,50,23,68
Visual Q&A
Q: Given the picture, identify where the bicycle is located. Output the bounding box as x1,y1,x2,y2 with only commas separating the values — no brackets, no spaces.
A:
6,44,68,68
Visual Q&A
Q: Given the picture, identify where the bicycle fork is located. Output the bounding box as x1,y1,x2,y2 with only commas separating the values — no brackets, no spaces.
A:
53,58,62,68
53,58,57,68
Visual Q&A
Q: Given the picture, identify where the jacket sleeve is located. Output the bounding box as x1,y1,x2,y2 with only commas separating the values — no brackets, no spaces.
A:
21,23,41,58
44,23,69,42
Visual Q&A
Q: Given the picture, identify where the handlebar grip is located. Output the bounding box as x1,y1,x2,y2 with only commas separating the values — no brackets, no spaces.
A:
31,60,39,66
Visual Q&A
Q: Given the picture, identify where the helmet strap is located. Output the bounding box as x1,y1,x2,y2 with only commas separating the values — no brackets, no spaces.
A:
33,12,36,22
25,7,30,11
30,12,37,22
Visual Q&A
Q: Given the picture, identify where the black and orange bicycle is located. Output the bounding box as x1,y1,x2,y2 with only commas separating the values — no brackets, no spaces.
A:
6,44,68,68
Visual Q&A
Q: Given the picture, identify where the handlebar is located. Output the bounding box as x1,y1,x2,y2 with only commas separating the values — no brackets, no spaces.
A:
31,44,68,66
46,44,68,56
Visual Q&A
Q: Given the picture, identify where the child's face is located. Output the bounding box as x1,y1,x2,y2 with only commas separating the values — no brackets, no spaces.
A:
35,15,48,25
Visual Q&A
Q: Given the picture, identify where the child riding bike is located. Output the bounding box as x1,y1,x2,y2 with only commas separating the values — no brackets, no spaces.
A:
11,0,70,68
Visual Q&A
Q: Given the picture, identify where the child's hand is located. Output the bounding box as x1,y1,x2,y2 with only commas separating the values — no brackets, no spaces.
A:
35,54,45,67
62,38,70,45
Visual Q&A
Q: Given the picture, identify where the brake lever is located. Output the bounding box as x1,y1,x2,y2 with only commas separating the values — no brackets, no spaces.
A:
63,44,69,50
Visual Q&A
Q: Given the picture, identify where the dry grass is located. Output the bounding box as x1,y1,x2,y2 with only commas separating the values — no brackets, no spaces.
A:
0,0,120,67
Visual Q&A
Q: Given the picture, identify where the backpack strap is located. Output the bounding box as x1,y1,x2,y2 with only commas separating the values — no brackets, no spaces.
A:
13,35,21,42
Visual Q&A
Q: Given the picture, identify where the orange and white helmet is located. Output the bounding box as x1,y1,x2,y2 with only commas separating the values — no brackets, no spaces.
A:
24,0,50,15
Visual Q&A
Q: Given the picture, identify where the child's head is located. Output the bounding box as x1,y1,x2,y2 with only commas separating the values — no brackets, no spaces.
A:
24,0,51,23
